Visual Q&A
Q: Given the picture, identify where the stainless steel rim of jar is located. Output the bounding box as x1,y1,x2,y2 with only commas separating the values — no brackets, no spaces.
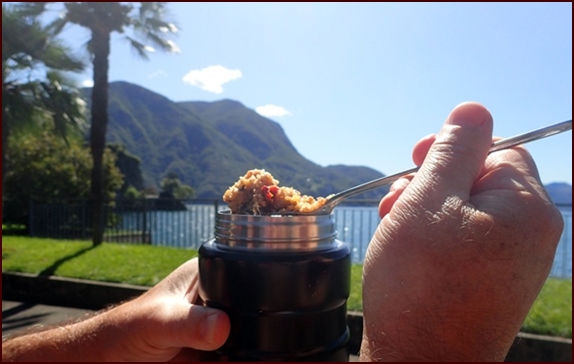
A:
213,209,340,251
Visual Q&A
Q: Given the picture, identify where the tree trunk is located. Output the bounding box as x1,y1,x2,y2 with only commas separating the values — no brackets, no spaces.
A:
90,30,111,246
2,105,9,219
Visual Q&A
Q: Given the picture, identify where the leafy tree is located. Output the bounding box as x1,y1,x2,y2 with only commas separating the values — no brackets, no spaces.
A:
4,130,123,227
18,2,180,245
107,143,145,196
123,185,144,200
2,4,86,201
160,172,195,200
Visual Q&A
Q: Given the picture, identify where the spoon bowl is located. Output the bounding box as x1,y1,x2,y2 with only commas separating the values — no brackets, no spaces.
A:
277,119,572,216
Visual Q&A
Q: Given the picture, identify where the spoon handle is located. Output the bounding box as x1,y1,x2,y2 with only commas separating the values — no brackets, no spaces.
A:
326,167,419,208
488,119,572,153
327,119,573,209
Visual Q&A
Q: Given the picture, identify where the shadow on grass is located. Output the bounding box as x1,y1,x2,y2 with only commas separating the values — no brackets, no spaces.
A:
38,245,97,277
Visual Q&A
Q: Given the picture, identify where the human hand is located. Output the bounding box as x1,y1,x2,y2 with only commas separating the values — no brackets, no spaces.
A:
97,257,230,361
360,102,564,361
2,258,230,362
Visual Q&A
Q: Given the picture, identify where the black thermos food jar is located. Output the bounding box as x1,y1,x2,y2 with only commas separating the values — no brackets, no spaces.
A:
198,210,351,361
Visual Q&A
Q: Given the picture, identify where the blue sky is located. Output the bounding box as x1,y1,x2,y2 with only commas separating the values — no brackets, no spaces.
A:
49,2,572,185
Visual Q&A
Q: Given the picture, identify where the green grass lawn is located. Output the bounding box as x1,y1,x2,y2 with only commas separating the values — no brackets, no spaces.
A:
1,236,197,287
2,235,571,338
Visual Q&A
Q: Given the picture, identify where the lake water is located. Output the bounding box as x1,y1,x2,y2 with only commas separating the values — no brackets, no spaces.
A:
118,205,572,278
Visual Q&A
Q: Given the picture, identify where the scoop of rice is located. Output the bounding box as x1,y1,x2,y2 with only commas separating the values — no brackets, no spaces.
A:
223,169,328,215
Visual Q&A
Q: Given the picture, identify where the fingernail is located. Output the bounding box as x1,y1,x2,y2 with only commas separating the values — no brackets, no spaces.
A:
447,102,490,127
202,313,220,344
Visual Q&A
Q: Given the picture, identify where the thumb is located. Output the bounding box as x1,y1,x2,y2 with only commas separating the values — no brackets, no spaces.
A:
411,102,493,206
161,302,230,351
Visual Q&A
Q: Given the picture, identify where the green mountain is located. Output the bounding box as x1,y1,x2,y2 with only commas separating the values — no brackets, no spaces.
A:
86,81,389,200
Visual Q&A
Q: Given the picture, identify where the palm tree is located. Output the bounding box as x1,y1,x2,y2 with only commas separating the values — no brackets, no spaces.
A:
2,4,86,208
19,2,180,245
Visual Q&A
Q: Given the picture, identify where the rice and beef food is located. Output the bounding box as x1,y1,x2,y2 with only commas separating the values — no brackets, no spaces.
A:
223,169,329,215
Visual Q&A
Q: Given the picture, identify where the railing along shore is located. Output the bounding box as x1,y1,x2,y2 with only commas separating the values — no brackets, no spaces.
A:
6,199,572,278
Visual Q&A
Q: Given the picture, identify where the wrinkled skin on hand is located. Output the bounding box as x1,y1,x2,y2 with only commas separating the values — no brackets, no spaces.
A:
361,102,564,361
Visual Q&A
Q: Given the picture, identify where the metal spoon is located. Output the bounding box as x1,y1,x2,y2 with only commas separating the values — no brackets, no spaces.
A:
280,119,572,215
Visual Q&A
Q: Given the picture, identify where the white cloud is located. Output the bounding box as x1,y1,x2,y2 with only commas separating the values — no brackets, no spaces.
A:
81,79,94,87
255,104,292,117
182,65,242,94
148,70,168,79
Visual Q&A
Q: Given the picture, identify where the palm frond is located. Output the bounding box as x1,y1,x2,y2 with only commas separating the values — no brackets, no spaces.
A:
3,4,85,72
140,31,179,53
3,5,87,141
46,17,69,36
41,39,85,71
13,2,51,18
38,76,88,143
123,36,151,61
3,7,49,63
129,2,179,53
3,81,46,133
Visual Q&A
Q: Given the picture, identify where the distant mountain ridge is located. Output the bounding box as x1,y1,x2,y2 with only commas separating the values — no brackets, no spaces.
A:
83,81,572,205
85,81,389,200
